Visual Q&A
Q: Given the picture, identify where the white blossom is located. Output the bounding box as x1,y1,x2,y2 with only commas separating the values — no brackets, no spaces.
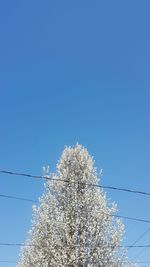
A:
17,144,138,267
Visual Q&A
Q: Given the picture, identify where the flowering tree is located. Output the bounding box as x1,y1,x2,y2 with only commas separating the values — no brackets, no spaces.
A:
17,144,137,267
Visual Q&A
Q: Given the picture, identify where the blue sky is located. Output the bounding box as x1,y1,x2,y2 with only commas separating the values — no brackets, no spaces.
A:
0,0,150,266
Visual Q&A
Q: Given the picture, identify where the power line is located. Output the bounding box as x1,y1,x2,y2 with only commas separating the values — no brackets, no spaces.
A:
127,227,150,262
131,246,149,261
0,243,33,247
0,194,38,203
131,261,150,264
1,242,150,248
129,227,150,248
112,214,150,224
1,170,150,264
0,261,16,263
0,191,150,224
0,184,150,225
1,169,150,197
0,260,150,264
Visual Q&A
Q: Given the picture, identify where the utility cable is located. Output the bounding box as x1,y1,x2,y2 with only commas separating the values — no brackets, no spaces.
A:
0,194,38,203
129,227,150,249
0,192,150,224
0,242,150,248
127,227,150,262
0,261,16,263
1,170,150,197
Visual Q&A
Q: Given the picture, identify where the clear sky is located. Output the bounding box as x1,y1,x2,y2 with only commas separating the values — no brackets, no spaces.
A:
0,0,150,266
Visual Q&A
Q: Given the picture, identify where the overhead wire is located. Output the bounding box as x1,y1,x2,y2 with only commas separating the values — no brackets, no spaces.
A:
129,227,150,249
0,261,150,266
130,228,150,261
126,227,150,265
0,194,38,203
0,242,150,248
0,261,16,263
131,247,149,262
0,171,150,224
1,169,150,197
111,214,150,224
1,169,150,264
0,192,150,224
